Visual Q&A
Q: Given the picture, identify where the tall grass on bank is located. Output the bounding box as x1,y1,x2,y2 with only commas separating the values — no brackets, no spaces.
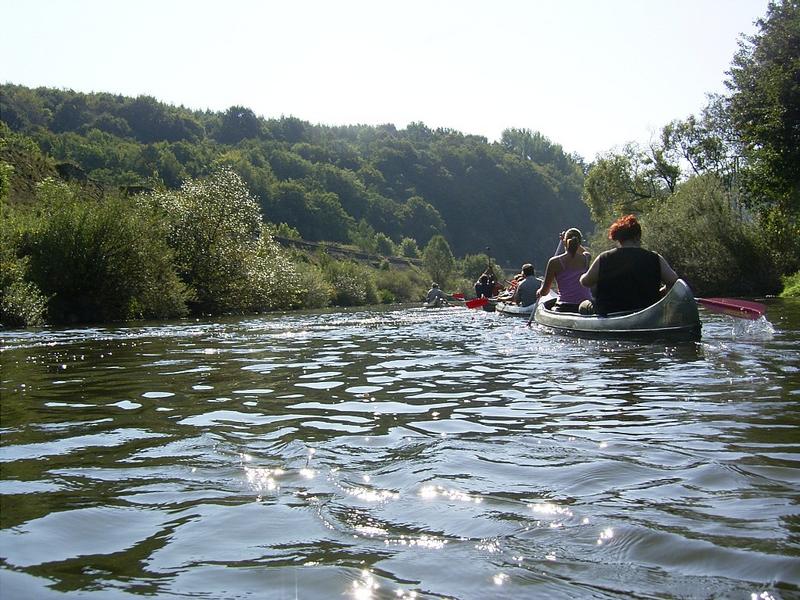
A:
2,179,188,325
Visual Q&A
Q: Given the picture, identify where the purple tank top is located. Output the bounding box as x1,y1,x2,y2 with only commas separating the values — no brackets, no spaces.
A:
555,254,592,304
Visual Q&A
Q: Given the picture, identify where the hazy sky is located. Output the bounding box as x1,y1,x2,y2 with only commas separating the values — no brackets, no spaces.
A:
1,0,769,159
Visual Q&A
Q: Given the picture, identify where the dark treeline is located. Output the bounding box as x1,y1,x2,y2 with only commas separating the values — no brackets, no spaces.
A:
0,83,591,268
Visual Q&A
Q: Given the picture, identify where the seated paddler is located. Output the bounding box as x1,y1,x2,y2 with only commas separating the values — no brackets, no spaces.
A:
579,214,679,316
536,227,592,313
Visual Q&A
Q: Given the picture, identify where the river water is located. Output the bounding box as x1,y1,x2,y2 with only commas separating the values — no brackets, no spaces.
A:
1,301,798,600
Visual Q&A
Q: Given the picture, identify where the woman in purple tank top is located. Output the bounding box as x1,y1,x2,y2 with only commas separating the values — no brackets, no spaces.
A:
536,228,593,312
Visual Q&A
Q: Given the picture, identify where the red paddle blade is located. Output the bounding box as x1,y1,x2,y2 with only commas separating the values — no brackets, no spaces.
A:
465,297,489,309
451,292,465,299
696,297,766,320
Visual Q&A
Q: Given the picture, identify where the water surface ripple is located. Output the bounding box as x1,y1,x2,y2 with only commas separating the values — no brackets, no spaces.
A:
1,302,799,599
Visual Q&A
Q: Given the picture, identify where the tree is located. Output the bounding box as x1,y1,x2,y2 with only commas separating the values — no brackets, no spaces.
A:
144,168,265,312
644,174,780,296
460,253,495,281
51,94,89,133
399,237,420,258
422,234,455,285
216,105,262,145
582,145,667,225
401,196,445,245
374,232,396,256
725,0,800,270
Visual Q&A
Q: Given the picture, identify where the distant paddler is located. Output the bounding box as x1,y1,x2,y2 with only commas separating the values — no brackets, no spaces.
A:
424,282,450,308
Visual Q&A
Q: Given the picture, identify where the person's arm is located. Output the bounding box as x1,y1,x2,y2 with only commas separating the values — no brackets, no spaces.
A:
580,255,601,288
537,257,558,298
658,254,679,287
555,235,565,256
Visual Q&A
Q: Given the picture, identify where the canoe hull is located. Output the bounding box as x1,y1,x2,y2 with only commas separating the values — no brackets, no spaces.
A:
533,279,701,340
495,301,535,317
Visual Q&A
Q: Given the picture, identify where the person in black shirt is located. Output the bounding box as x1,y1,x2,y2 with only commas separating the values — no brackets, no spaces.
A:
579,214,679,315
474,274,494,298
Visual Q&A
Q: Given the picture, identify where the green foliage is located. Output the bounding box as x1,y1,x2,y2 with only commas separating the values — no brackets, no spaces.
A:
22,179,188,323
780,271,800,297
1,280,48,327
0,205,47,327
726,1,800,204
373,267,429,303
1,84,595,269
215,106,263,145
374,232,396,256
144,168,301,314
644,175,780,296
460,253,496,281
399,237,420,258
266,180,353,242
422,234,455,286
294,262,334,308
350,220,378,253
321,259,378,306
0,161,13,203
237,226,304,311
401,196,445,246
583,146,667,225
269,222,302,240
724,0,800,272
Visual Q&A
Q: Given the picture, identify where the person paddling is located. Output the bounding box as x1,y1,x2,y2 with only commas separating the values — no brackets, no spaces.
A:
474,273,494,299
579,214,679,315
536,228,592,313
425,282,449,307
510,263,538,307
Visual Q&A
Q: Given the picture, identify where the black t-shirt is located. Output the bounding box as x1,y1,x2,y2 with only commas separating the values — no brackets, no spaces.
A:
475,282,494,298
595,247,661,315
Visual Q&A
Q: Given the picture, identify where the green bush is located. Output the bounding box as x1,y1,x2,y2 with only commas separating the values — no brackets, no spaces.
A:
294,262,333,309
644,175,781,296
1,280,47,327
145,168,305,314
459,253,507,282
269,222,302,240
1,191,49,327
780,271,800,297
235,226,305,312
321,259,378,306
374,232,396,256
23,179,188,323
374,267,428,302
422,234,455,287
399,237,420,258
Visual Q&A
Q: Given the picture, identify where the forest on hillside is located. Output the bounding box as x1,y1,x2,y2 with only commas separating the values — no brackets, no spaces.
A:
0,83,591,268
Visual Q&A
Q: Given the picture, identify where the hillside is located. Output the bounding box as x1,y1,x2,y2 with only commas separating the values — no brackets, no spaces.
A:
1,83,592,266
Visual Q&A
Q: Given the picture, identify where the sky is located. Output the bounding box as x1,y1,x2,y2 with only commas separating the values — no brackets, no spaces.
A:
1,0,770,160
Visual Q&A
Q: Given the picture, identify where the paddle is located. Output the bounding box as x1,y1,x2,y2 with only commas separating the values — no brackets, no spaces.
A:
451,292,465,300
466,297,489,309
525,298,539,326
695,297,766,320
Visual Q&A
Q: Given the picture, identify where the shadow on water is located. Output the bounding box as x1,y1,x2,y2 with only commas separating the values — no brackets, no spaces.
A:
1,301,799,599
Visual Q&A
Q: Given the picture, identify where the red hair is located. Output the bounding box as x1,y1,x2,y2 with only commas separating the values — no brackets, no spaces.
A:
608,214,642,242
